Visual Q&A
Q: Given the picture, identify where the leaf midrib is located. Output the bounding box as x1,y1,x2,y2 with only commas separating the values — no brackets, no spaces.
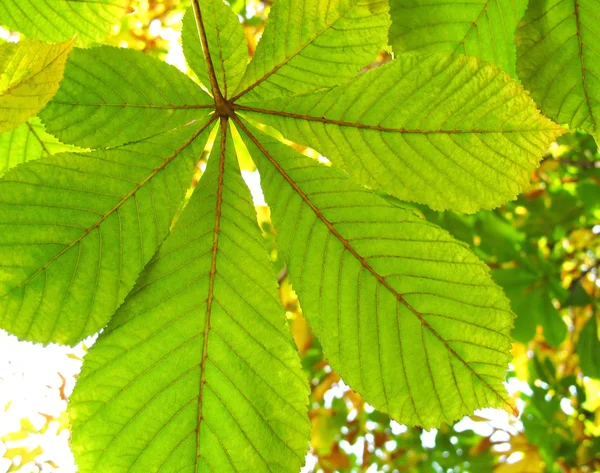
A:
49,101,214,109
234,104,564,134
0,115,217,300
234,114,516,415
195,117,227,471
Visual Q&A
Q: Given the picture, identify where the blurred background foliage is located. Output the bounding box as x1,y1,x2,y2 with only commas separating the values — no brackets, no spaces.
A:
0,1,599,472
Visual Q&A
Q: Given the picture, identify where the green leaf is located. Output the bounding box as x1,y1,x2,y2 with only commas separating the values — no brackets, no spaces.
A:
0,38,74,133
516,0,600,140
231,0,390,102
577,314,600,378
0,0,128,45
0,116,84,178
236,54,563,213
563,281,594,307
40,46,214,149
0,118,215,345
493,267,567,347
182,1,248,98
389,0,527,77
236,118,517,427
69,123,310,473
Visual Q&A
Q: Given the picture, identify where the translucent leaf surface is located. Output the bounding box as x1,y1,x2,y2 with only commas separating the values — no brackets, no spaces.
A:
0,119,214,345
516,0,600,140
237,118,516,427
182,1,248,98
40,46,214,149
0,39,74,133
0,0,128,46
231,0,390,102
0,116,84,178
389,0,527,77
69,123,310,473
236,54,564,213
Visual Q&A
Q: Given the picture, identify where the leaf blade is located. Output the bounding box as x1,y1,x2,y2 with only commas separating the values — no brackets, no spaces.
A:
0,0,128,45
0,116,84,177
40,46,214,149
0,38,74,133
0,118,215,345
69,121,310,473
231,0,390,102
516,0,600,140
237,54,564,212
237,117,516,427
182,0,248,98
389,0,527,77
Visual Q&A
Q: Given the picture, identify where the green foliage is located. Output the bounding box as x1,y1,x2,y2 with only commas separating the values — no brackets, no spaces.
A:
0,0,128,46
241,122,515,427
231,0,390,101
0,122,210,344
182,2,249,98
0,38,73,132
39,46,213,148
1,0,599,472
516,0,600,141
389,0,527,77
70,127,310,473
239,53,562,212
0,116,83,177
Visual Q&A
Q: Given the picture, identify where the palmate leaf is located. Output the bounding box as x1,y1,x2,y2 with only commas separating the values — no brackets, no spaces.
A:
182,2,248,98
237,118,516,427
0,119,214,344
0,38,74,133
516,0,600,141
40,46,214,149
0,0,567,466
236,53,563,213
0,0,128,46
0,116,84,178
69,122,310,473
389,0,527,77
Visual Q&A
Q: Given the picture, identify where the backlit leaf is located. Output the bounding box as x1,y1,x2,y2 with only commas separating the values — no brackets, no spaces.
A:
0,119,214,344
238,119,516,427
40,46,214,149
231,0,390,102
69,123,310,473
182,1,248,98
516,0,600,140
0,0,128,45
0,38,74,133
389,0,527,77
0,116,84,178
236,54,563,212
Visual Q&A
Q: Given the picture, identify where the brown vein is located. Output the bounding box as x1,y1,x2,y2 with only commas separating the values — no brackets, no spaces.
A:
233,104,564,134
194,116,227,470
191,0,224,102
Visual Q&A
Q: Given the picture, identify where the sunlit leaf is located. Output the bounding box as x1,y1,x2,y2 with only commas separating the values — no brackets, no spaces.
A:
516,0,600,140
0,0,128,45
0,39,74,133
70,125,310,473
